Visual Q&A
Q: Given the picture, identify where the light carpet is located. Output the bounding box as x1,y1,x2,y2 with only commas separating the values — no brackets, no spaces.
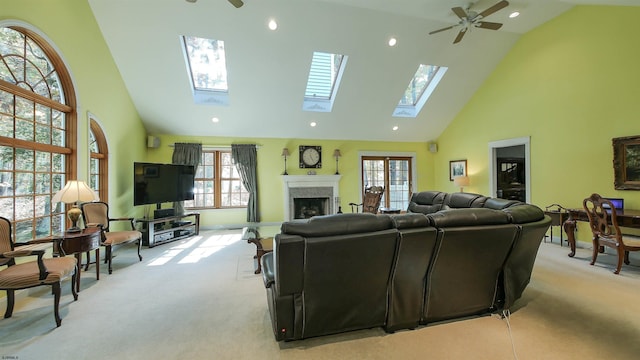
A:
1,230,639,360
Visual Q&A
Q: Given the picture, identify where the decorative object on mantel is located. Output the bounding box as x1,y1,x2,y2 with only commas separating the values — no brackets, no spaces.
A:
449,159,467,181
307,170,316,175
299,145,322,168
281,148,290,175
333,149,342,175
613,135,640,190
454,175,470,192
52,180,100,232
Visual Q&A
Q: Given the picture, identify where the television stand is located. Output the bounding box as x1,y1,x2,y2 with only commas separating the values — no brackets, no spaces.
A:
137,213,200,247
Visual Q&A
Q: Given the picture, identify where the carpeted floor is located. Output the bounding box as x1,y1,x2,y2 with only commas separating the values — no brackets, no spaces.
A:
1,230,639,360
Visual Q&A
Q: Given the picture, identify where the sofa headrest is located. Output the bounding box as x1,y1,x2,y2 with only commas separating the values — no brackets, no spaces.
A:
444,192,489,208
483,198,525,210
427,208,511,227
410,191,446,205
407,203,443,214
280,213,394,237
391,213,431,229
502,204,545,224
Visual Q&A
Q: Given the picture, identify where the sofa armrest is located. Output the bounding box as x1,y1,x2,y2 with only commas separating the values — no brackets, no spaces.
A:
502,204,544,224
261,252,275,288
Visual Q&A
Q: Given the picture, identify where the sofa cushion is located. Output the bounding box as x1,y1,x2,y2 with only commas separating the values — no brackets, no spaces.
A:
280,213,393,237
407,191,446,214
502,204,545,224
427,208,511,227
483,198,525,210
391,213,431,229
443,192,488,208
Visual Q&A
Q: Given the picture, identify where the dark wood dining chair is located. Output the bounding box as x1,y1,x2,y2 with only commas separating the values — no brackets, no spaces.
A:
583,193,640,274
349,186,384,214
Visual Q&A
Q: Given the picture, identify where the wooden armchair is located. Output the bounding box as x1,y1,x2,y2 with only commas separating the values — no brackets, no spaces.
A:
80,202,142,274
349,186,384,214
583,193,640,274
0,216,78,327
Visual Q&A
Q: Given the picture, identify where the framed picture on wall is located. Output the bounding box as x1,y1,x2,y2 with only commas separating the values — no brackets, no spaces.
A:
613,135,640,190
449,160,467,181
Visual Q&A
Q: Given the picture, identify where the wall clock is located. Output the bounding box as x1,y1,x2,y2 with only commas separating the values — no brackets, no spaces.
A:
299,145,322,169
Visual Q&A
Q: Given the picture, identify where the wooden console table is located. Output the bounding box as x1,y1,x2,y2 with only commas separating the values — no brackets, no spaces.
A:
52,227,102,292
563,208,640,257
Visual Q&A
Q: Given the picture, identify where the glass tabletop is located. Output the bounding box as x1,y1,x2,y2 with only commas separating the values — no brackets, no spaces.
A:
242,223,282,240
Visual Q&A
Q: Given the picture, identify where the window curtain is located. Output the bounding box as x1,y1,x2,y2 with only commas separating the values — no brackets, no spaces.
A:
231,144,259,222
172,143,202,215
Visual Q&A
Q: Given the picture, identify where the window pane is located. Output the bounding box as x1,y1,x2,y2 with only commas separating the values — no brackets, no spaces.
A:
15,149,34,171
183,36,228,92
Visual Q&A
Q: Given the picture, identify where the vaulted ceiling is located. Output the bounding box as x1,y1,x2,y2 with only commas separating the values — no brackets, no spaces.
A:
87,0,638,142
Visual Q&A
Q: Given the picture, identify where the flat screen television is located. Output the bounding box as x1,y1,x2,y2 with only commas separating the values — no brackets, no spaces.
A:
134,162,195,207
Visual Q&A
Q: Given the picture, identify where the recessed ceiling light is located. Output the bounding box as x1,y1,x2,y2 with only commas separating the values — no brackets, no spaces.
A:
211,117,220,123
268,19,278,30
310,122,317,127
392,126,399,131
388,37,397,47
509,11,520,18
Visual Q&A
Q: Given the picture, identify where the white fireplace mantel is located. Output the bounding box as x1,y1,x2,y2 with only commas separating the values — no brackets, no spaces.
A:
283,175,341,221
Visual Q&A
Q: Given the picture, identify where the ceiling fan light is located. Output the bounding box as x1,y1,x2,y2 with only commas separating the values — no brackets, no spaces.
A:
509,11,520,18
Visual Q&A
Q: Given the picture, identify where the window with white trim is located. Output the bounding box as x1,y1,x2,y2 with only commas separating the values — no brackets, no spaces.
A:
393,64,447,118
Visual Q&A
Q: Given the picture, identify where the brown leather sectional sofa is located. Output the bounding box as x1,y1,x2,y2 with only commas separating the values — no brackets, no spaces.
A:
260,191,551,341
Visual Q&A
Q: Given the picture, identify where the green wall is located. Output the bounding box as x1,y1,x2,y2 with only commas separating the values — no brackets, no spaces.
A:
434,6,640,243
1,0,147,219
148,135,434,226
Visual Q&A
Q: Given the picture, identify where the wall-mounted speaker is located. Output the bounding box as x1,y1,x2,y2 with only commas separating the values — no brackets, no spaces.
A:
428,142,438,153
147,135,160,148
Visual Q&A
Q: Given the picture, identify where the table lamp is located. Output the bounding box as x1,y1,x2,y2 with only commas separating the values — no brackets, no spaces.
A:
52,180,99,232
453,175,470,193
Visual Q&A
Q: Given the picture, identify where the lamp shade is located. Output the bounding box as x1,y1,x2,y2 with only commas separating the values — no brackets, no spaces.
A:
453,176,470,187
52,180,99,204
281,148,290,157
333,149,341,158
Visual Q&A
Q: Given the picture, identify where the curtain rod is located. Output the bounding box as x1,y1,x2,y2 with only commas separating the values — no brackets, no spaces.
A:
169,143,261,149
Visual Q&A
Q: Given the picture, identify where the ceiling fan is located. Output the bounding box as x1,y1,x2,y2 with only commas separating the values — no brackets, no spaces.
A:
228,0,244,8
429,1,509,44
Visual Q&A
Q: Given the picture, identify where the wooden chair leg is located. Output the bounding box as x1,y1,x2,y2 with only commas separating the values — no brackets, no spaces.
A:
614,247,625,274
590,238,599,266
52,282,62,327
137,238,143,261
4,290,15,319
106,246,113,274
624,250,630,265
71,272,78,301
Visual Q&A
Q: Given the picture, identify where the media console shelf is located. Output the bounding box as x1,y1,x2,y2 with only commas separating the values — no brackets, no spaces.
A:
137,213,200,247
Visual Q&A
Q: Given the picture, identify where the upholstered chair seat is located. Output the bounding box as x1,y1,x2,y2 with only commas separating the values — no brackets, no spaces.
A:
0,256,77,288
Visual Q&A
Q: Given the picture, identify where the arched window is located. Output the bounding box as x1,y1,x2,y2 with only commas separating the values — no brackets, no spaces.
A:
0,24,77,241
89,117,108,202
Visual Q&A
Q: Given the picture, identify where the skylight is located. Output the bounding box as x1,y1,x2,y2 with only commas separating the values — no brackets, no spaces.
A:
303,51,348,112
182,36,229,105
393,64,447,118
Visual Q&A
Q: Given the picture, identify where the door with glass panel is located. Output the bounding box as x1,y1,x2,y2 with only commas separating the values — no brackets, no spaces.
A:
361,156,412,211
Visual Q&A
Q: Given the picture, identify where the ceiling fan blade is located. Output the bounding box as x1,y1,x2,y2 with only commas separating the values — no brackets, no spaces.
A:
478,0,509,19
476,21,503,30
452,7,468,20
429,25,456,35
228,0,244,8
453,28,467,44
